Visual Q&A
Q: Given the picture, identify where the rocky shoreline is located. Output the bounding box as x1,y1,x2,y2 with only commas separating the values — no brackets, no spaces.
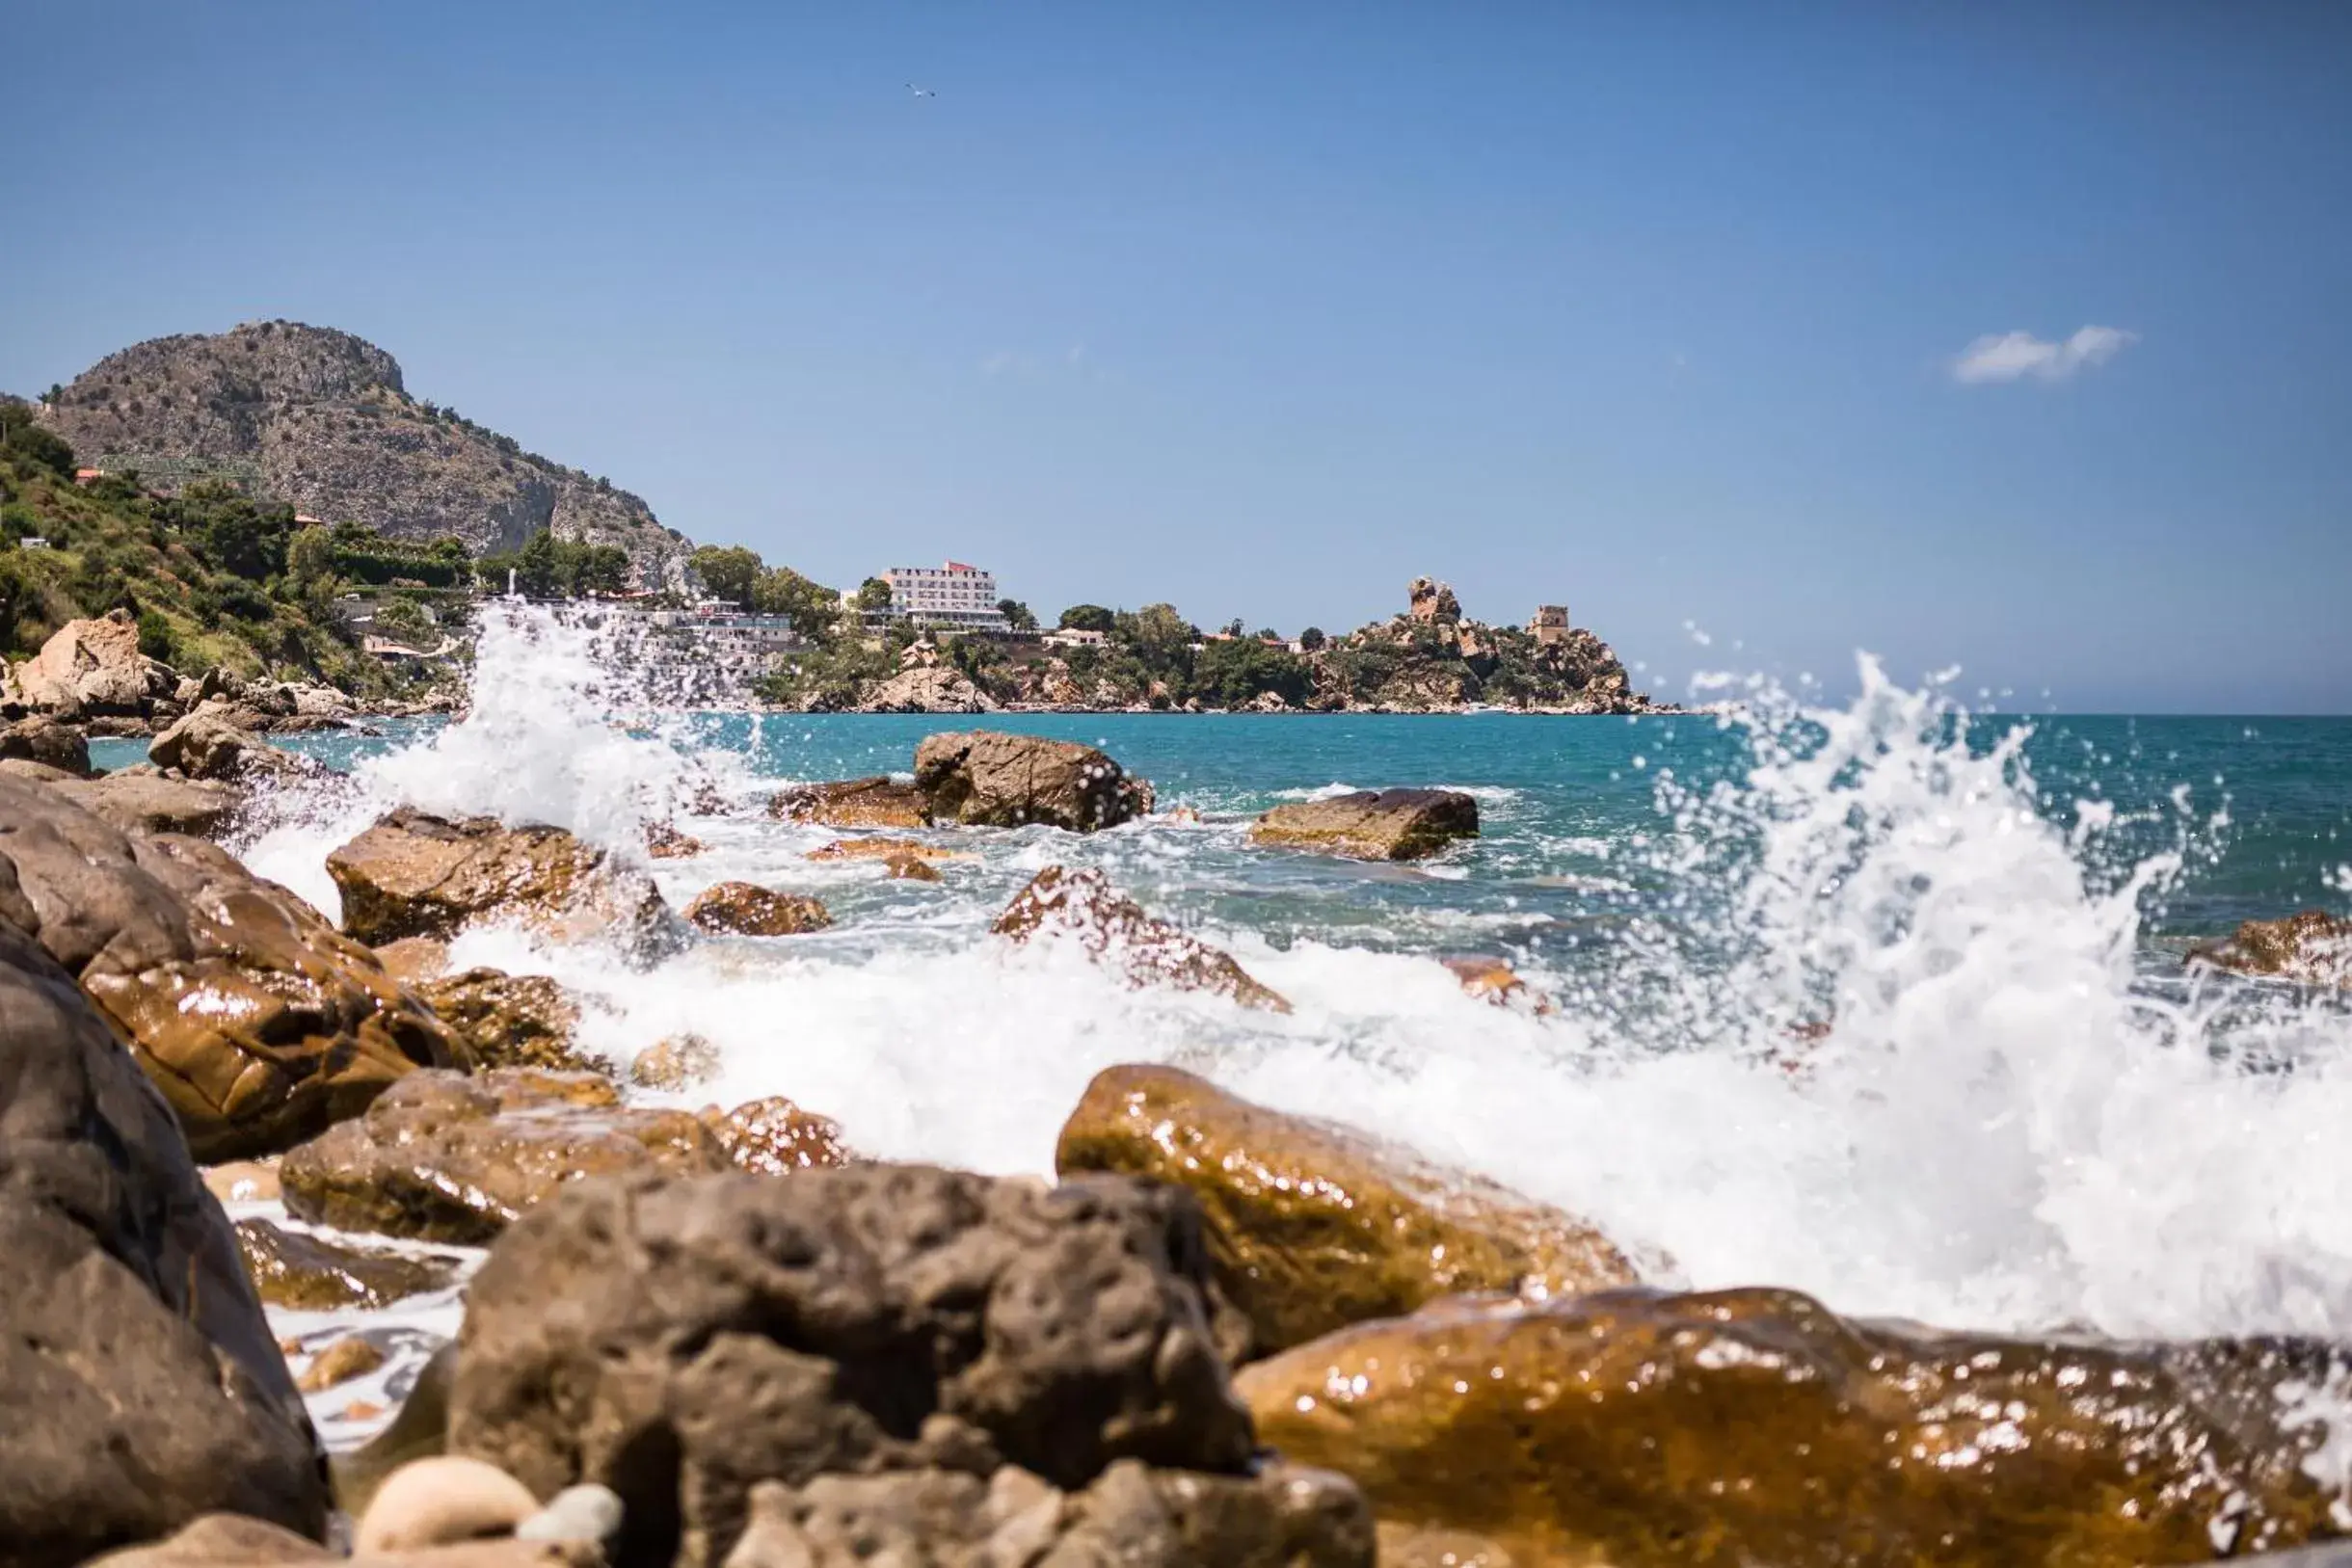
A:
3,712,2348,1566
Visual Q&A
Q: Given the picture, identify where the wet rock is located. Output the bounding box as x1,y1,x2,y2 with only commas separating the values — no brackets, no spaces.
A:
205,1158,283,1204
683,881,833,937
1439,954,1550,1012
1239,1287,2352,1568
10,610,175,717
280,1069,734,1244
299,1335,389,1393
885,853,943,882
803,836,960,863
328,807,671,951
0,714,92,775
724,1458,1372,1567
359,1457,543,1554
447,1164,1258,1567
0,920,328,1559
767,776,930,829
628,1034,720,1091
1250,789,1479,861
994,866,1289,1013
416,968,599,1074
1056,1065,1634,1359
700,1096,854,1175
644,819,706,860
0,776,466,1160
82,1512,603,1567
913,730,1154,831
376,936,454,984
149,700,309,781
2189,910,2352,989
43,769,240,837
235,1217,461,1310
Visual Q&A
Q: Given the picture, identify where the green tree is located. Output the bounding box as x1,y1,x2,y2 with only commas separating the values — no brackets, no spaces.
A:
136,610,176,662
996,598,1038,631
1297,626,1326,651
1191,637,1312,707
752,567,841,639
689,545,763,605
287,525,335,587
1057,603,1114,632
0,406,75,478
855,576,895,613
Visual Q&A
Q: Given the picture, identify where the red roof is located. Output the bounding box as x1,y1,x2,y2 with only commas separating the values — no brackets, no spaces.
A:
945,560,979,572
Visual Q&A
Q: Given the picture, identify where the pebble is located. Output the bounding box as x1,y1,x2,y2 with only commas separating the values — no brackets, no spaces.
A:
356,1455,540,1552
297,1335,386,1393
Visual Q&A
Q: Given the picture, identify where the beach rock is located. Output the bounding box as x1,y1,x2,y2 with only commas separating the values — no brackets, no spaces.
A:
235,1217,461,1311
375,936,454,984
43,769,240,836
0,920,328,1561
299,1335,389,1393
205,1158,282,1203
81,1512,603,1568
280,1068,733,1244
683,881,833,937
628,1034,719,1091
2189,910,2352,990
803,836,960,863
914,730,1154,831
447,1164,1258,1567
1439,954,1549,1012
149,700,307,780
1250,789,1479,861
994,866,1289,1013
415,967,599,1074
0,775,465,1160
643,820,705,860
857,665,1001,714
767,776,931,830
10,610,175,716
0,755,80,784
328,807,671,951
724,1458,1372,1567
359,1457,541,1555
1239,1287,2352,1568
0,714,92,775
699,1096,854,1175
885,852,943,882
1056,1065,1634,1359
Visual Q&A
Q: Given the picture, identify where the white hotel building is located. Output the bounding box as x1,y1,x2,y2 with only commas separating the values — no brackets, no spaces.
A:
882,561,1009,631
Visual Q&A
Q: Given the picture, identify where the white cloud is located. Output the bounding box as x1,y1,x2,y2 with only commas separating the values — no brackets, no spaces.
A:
1950,325,2138,385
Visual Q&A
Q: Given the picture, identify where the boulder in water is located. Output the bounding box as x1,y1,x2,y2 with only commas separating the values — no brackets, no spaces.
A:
767,775,931,829
0,714,93,775
913,730,1154,831
148,700,308,780
995,866,1289,1013
700,1095,854,1175
298,1334,389,1394
414,967,599,1074
2189,910,2352,990
682,881,833,937
327,807,671,951
0,920,328,1559
1239,1286,2352,1568
235,1217,461,1311
1057,1065,1634,1359
1250,789,1479,861
643,819,705,859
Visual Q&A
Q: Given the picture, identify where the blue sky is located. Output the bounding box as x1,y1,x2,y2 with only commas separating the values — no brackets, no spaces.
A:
4,2,2347,711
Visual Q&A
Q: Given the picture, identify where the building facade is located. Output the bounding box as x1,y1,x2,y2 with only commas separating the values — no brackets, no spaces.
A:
1529,604,1570,646
883,561,1008,631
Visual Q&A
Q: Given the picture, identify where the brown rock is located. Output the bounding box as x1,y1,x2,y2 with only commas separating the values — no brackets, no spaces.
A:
857,665,1000,714
683,881,833,937
0,920,328,1560
11,610,174,716
0,776,466,1160
1439,955,1551,1013
416,968,598,1073
149,701,307,781
447,1164,1258,1566
375,936,455,985
81,1511,603,1568
1250,789,1480,861
1239,1287,2352,1568
644,820,705,860
700,1096,854,1175
628,1034,719,1091
235,1217,461,1311
43,770,240,837
0,714,93,775
300,1335,390,1394
803,837,959,863
767,776,931,829
204,1158,282,1204
994,866,1289,1013
2189,910,2352,989
279,1068,734,1244
328,807,671,951
1056,1066,1633,1359
358,1456,540,1554
884,853,943,882
913,730,1154,831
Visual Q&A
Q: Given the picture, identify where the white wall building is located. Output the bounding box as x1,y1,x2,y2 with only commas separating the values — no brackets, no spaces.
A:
884,561,1009,630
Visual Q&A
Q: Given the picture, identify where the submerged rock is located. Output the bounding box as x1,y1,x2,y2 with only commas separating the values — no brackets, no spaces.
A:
448,1164,1275,1567
1239,1286,2352,1568
415,967,599,1074
683,881,834,937
803,836,959,863
298,1334,389,1393
628,1033,720,1091
327,807,670,950
1250,789,1479,861
769,775,931,829
1056,1065,1634,1359
0,921,328,1559
913,730,1154,831
644,819,706,860
279,1068,734,1244
0,776,465,1160
235,1217,461,1311
995,866,1289,1013
884,852,943,882
2189,910,2352,990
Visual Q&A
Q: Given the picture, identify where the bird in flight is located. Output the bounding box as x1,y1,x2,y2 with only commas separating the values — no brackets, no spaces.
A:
907,83,937,98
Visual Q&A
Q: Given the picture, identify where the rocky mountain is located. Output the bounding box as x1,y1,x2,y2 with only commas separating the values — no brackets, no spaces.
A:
34,321,689,581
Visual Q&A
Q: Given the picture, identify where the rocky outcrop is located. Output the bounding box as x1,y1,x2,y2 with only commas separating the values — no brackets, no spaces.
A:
279,1069,736,1244
9,610,175,718
913,731,1154,831
768,776,930,830
1405,576,1461,625
2189,910,2352,990
682,882,833,937
700,1097,854,1176
0,775,465,1160
0,920,328,1561
1250,789,1479,861
445,1164,1318,1568
0,715,92,775
414,968,598,1074
1240,1287,2352,1568
235,1217,461,1311
148,701,306,781
995,867,1289,1013
1056,1066,1633,1359
40,320,687,577
39,770,240,837
856,666,1000,714
803,837,960,864
328,808,670,951
642,820,705,860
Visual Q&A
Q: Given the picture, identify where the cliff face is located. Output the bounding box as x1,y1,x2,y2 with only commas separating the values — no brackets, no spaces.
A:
36,321,688,581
